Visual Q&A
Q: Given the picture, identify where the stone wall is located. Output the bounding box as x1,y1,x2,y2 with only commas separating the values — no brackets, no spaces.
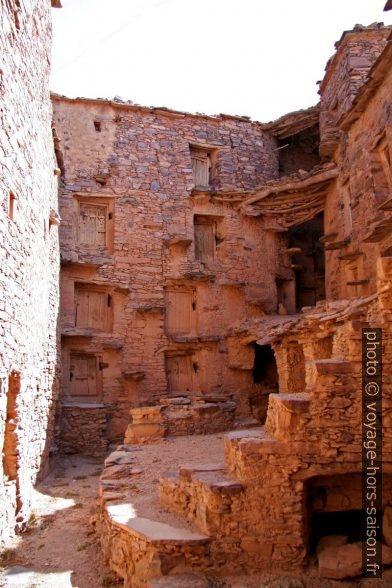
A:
53,97,284,449
319,24,391,159
323,31,392,301
124,397,237,444
0,0,60,542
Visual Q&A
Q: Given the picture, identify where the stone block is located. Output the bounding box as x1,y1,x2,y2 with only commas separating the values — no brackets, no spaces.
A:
124,423,165,443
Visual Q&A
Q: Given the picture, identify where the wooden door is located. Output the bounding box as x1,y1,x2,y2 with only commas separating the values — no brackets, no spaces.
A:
166,290,194,335
166,355,193,393
191,151,210,187
194,216,215,262
75,288,109,330
78,203,107,248
69,354,98,397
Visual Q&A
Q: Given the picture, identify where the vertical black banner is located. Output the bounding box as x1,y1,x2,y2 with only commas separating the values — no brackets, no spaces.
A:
362,328,382,578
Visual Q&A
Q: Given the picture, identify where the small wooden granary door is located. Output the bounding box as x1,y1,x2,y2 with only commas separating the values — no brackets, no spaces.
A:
75,287,110,331
194,216,215,262
191,150,210,187
166,355,193,394
69,354,98,397
165,290,195,335
78,202,107,248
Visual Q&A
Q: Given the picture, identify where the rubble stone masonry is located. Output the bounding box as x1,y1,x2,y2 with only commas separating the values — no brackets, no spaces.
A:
0,0,60,542
52,97,283,448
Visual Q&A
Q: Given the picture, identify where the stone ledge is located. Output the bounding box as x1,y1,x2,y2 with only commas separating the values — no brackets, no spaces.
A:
61,402,105,409
269,393,310,414
311,359,355,375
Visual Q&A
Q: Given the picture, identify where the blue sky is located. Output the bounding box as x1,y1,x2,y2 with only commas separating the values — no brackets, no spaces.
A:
50,0,391,122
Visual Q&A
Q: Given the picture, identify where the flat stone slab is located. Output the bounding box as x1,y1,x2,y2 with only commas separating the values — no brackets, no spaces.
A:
234,418,260,429
105,451,136,466
180,462,224,473
225,428,263,441
193,471,244,493
61,402,105,409
313,359,354,375
179,463,224,481
107,507,209,543
271,393,310,413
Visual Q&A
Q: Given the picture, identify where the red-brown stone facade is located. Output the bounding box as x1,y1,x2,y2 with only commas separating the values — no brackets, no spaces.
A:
52,96,286,449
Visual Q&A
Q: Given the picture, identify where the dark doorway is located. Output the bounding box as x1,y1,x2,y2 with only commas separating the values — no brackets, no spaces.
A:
277,124,321,178
250,344,279,422
289,212,325,311
275,277,296,314
309,510,367,555
253,344,278,386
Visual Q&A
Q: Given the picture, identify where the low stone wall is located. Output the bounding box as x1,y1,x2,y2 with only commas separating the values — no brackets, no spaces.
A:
59,404,108,455
98,502,211,588
124,397,236,444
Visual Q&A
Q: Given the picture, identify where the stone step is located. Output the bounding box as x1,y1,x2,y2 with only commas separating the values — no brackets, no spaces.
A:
224,427,278,480
102,502,211,587
224,427,264,442
311,358,357,376
159,469,183,513
179,462,225,481
191,469,244,495
265,393,311,441
306,358,359,392
107,504,210,544
274,393,310,413
223,427,265,469
160,463,245,536
159,463,227,514
234,417,260,429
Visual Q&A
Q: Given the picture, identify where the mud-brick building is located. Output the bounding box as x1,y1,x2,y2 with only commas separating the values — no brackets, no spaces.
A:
0,0,61,544
52,95,325,452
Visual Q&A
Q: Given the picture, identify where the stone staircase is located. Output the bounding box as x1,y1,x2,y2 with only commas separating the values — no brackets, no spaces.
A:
160,463,245,539
97,337,373,586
